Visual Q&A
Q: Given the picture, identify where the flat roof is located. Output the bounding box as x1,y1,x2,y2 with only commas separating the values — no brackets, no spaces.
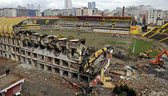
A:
0,74,23,90
0,67,6,74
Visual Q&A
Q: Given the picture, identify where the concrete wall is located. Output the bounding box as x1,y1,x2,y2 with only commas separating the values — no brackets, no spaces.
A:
93,29,130,35
0,37,93,82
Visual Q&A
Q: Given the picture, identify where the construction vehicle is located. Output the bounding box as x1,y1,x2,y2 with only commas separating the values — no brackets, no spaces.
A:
63,46,115,95
149,49,168,65
139,47,160,58
139,49,153,58
80,46,114,76
63,66,115,95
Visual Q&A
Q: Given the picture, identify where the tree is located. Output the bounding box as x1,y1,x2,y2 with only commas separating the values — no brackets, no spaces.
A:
57,14,62,16
69,14,73,16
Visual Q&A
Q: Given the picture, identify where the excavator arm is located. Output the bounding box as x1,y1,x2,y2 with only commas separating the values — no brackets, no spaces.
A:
149,49,168,65
81,46,114,76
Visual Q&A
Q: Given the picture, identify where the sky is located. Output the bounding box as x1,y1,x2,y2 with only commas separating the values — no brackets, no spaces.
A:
0,0,167,11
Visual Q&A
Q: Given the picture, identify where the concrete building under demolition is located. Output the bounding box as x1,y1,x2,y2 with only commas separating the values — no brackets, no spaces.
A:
0,17,131,82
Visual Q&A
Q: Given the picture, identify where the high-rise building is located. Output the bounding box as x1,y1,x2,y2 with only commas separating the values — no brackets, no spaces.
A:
88,2,92,8
88,2,96,9
38,4,41,16
92,2,96,9
31,4,34,9
72,7,76,16
64,0,72,9
27,4,30,9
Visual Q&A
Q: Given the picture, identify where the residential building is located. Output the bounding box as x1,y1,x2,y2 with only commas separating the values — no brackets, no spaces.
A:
31,4,34,9
103,9,110,14
146,9,163,25
0,9,3,17
17,5,26,9
87,2,96,10
52,9,61,16
43,9,52,16
27,4,30,9
92,2,96,9
2,8,38,17
63,9,72,16
72,7,76,16
3,8,17,17
83,8,92,16
126,6,140,16
139,5,146,12
146,5,152,11
64,0,72,9
76,8,83,16
38,4,41,16
88,2,92,9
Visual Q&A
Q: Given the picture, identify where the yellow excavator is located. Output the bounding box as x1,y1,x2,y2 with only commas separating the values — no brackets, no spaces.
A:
139,49,153,58
139,47,160,58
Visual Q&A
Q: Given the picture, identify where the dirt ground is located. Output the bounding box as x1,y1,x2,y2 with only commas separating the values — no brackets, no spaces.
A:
1,56,168,96
1,30,168,96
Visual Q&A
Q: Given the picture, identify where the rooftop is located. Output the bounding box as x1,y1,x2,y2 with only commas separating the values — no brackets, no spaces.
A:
0,74,24,90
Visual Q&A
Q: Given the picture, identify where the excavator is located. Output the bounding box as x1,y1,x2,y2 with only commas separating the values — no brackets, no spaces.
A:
139,47,160,58
63,46,115,95
80,46,114,76
139,49,153,58
149,49,168,65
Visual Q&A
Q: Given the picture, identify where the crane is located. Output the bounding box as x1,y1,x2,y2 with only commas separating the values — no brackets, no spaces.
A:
149,49,168,65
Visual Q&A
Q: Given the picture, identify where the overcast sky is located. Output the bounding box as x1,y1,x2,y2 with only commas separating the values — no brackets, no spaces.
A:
0,0,167,11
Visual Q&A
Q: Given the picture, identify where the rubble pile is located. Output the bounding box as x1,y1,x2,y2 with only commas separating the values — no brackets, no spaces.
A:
112,74,168,96
12,66,76,96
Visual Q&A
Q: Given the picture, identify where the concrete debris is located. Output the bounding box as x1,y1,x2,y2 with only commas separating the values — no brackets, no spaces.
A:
16,64,32,69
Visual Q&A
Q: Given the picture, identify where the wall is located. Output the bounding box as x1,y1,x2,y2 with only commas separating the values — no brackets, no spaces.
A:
93,29,130,35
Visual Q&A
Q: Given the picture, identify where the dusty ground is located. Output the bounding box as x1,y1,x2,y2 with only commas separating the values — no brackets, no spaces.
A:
1,56,168,96
1,30,168,96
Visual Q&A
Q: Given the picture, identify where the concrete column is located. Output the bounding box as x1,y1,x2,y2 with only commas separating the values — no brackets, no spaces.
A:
78,74,81,81
60,70,63,76
60,60,63,67
68,62,71,70
32,61,35,68
68,72,72,79
52,67,55,73
50,66,53,72
52,58,55,64
88,78,91,82
25,58,28,65
37,63,41,69
44,65,47,71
